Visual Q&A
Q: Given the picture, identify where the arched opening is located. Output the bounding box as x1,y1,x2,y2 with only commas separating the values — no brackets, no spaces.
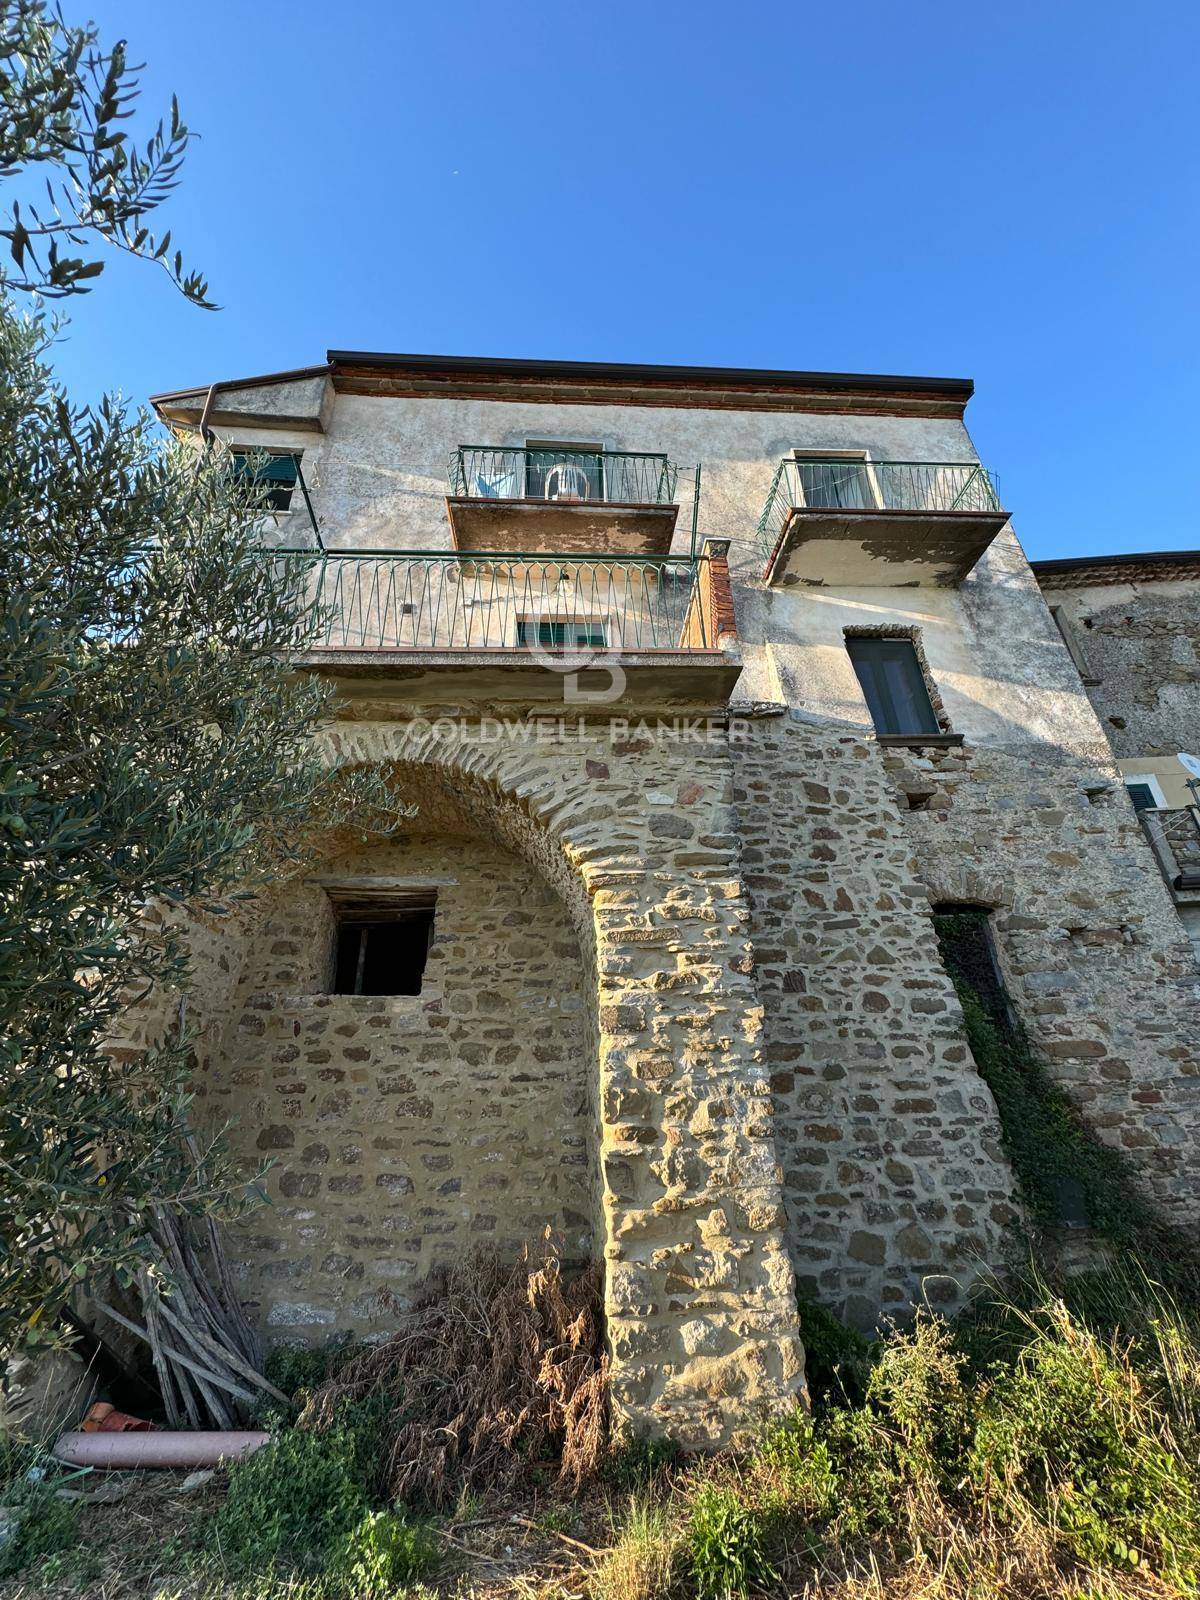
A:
203,817,599,1340
186,729,805,1444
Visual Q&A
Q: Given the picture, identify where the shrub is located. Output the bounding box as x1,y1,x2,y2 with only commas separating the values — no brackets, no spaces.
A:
300,1244,608,1506
263,1343,346,1401
605,1433,683,1493
754,1408,840,1530
327,1508,437,1597
968,1301,1200,1583
688,1482,776,1600
214,1403,384,1573
0,1481,83,1579
795,1298,871,1408
866,1312,973,1494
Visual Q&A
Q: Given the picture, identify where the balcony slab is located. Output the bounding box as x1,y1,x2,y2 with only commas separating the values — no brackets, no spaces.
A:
446,497,680,556
763,507,1009,588
296,647,741,708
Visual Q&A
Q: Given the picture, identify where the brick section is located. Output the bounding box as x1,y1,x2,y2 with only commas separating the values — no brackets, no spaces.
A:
679,541,738,651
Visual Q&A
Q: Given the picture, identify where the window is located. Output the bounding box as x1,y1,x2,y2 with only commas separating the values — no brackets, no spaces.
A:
1124,777,1165,812
525,440,605,502
231,449,300,512
516,618,607,649
845,635,940,736
326,887,437,997
931,904,1088,1230
793,449,877,511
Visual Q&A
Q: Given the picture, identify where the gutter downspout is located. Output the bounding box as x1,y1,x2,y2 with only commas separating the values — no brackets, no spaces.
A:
197,382,221,450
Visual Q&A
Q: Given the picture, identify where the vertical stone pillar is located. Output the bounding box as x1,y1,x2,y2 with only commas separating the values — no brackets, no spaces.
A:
322,722,807,1445
586,853,805,1444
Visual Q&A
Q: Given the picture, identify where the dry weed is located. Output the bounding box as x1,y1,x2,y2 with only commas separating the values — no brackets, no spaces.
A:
300,1241,609,1507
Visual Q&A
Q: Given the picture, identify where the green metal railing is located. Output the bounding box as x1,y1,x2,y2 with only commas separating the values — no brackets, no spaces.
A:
758,457,1003,563
450,446,679,507
277,552,712,652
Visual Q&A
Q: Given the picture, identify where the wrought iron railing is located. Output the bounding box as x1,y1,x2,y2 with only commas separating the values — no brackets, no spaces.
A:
450,447,678,506
1140,806,1200,893
758,457,1003,562
277,552,718,652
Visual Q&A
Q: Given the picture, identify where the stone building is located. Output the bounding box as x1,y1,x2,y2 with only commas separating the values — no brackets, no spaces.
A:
1033,551,1200,959
146,353,1200,1444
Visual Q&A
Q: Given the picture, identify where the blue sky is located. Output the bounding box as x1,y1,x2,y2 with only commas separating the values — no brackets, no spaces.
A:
51,0,1200,559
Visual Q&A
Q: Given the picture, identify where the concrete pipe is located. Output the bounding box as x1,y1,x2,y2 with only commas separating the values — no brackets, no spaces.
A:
53,1430,270,1469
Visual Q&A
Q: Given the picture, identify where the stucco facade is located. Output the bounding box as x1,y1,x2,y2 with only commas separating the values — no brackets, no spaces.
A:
144,354,1200,1443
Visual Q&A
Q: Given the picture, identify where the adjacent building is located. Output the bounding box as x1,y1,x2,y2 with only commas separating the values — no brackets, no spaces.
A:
145,353,1200,1444
1033,551,1200,958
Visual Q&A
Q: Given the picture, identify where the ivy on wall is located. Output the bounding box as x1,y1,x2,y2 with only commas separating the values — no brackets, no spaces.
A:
931,910,1182,1264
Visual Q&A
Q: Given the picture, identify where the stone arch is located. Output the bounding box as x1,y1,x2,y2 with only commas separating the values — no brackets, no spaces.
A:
918,866,1014,913
277,719,807,1445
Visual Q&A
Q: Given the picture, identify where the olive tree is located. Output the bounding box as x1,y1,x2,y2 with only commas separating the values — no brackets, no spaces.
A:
0,1,388,1352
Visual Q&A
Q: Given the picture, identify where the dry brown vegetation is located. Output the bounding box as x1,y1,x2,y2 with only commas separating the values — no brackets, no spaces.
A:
7,1256,1200,1600
299,1244,609,1507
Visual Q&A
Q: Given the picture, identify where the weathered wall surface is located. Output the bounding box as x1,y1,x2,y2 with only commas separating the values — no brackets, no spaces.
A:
200,832,595,1340
734,536,1200,1231
735,715,1016,1328
214,392,978,568
140,367,1200,1438
1038,576,1200,765
879,735,1200,1220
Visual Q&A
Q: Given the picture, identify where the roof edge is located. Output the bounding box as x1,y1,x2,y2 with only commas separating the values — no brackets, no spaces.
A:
1031,549,1200,575
150,363,332,409
325,350,974,398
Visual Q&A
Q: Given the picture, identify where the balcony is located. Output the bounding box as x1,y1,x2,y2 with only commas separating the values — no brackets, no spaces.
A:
282,547,740,704
446,447,684,556
1139,807,1200,901
758,457,1008,588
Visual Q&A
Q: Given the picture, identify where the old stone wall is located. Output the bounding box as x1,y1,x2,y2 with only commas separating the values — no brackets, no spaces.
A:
1039,577,1200,761
198,832,595,1340
734,715,1016,1328
881,736,1200,1221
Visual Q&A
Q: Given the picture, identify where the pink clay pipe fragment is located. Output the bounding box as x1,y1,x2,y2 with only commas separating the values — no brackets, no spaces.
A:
53,1431,270,1469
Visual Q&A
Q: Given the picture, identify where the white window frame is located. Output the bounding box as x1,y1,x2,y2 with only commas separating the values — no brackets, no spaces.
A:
791,447,883,510
1124,773,1167,809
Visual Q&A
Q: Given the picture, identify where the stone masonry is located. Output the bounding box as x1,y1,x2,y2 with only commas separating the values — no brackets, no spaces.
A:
132,352,1200,1445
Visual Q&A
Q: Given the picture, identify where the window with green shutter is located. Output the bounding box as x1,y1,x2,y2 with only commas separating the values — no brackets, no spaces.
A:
230,450,300,512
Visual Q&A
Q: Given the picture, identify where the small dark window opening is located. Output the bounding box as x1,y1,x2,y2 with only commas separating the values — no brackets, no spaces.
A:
931,904,1010,1032
931,903,1090,1232
846,635,940,736
1125,782,1158,813
231,450,300,512
327,889,436,996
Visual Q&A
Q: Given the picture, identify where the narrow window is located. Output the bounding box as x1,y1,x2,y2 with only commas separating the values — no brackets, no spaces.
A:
231,449,300,512
845,635,940,736
516,618,607,649
1125,781,1160,812
524,440,605,502
326,888,436,996
931,905,1090,1230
